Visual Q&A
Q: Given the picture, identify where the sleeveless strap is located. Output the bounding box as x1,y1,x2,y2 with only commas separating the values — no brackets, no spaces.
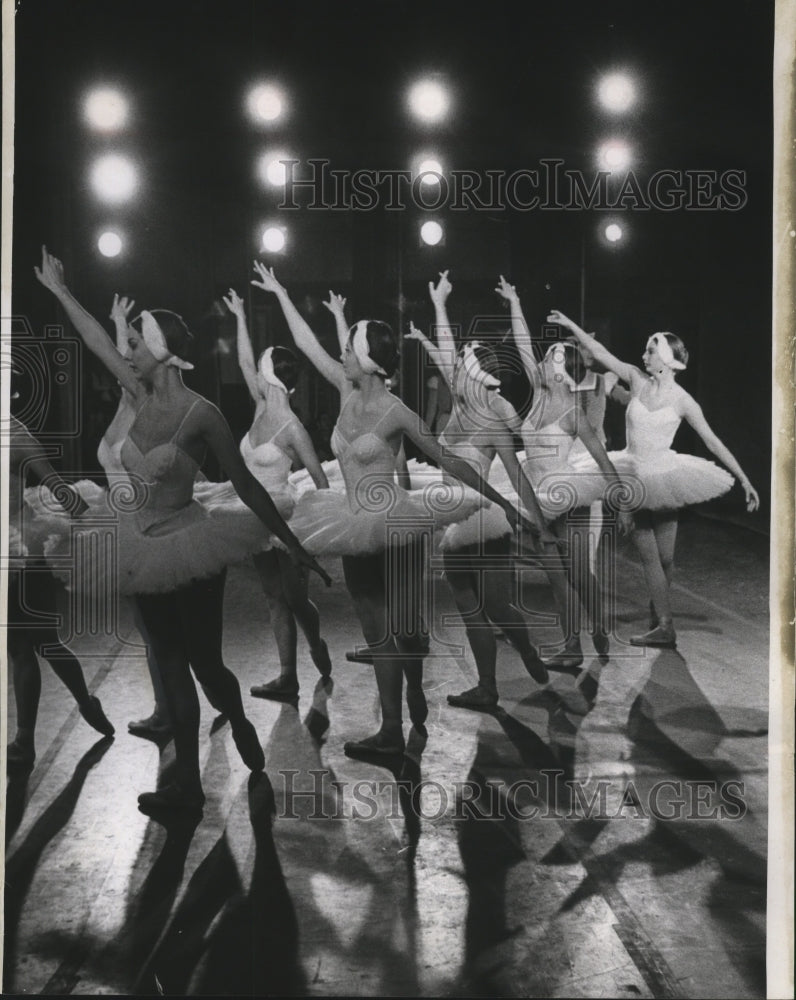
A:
170,397,202,442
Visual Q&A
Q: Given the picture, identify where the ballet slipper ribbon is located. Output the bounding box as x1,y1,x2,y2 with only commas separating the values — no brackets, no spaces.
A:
351,321,388,377
461,341,500,388
140,311,194,370
649,333,686,370
258,347,291,394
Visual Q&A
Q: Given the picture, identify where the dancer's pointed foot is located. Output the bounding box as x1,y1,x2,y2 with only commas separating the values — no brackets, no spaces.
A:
344,731,405,758
138,781,205,815
447,685,499,710
522,650,550,685
406,686,428,733
80,696,115,737
649,601,659,630
630,621,676,648
232,718,265,772
592,630,610,659
250,677,299,701
543,647,584,671
7,738,35,768
128,712,172,738
310,640,332,678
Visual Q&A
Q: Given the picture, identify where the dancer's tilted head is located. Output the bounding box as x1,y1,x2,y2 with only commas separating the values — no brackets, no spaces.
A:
126,309,194,381
343,319,399,384
453,340,501,401
643,332,688,375
257,345,300,396
541,340,587,388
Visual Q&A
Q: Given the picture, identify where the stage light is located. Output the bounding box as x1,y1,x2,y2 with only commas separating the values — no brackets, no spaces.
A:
597,140,632,171
83,87,129,131
246,83,286,124
407,79,450,123
90,154,138,203
597,73,636,113
604,223,624,243
420,220,444,246
97,231,123,257
258,150,293,187
416,157,444,185
261,226,286,253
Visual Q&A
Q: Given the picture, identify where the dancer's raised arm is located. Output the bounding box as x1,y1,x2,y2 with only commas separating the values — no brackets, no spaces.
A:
222,288,261,402
495,275,539,383
679,396,759,511
322,291,349,355
251,262,346,392
404,321,454,388
426,270,458,384
34,247,140,396
109,293,136,356
548,309,640,388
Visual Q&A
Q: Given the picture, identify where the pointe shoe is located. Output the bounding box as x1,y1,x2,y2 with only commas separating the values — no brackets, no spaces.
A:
128,713,172,738
250,678,299,701
138,781,205,814
344,732,405,757
80,696,115,737
543,648,584,671
649,601,659,631
592,631,610,658
310,640,332,678
232,718,265,772
406,687,428,732
522,652,550,685
7,739,35,768
447,685,499,710
630,620,676,648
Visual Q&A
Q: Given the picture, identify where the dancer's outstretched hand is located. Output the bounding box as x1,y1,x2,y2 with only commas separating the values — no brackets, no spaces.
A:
251,261,285,295
110,294,136,324
404,321,426,342
322,291,346,316
494,275,519,302
546,309,575,329
428,269,452,306
34,246,68,296
222,288,245,318
742,481,760,512
288,542,332,587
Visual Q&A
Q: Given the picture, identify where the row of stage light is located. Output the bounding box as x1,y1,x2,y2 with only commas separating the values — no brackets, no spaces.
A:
83,73,637,258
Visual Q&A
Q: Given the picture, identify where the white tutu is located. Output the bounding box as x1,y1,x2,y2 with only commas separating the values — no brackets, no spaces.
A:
289,459,345,498
488,452,609,520
289,475,485,556
193,478,296,552
605,449,734,511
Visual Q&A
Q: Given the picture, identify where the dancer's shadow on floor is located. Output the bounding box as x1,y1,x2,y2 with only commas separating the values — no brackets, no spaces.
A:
138,771,305,996
2,737,113,992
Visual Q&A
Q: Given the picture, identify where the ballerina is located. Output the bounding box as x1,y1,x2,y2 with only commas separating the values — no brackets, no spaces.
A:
250,263,538,756
6,416,114,767
501,281,634,668
403,270,569,709
222,288,333,700
547,309,759,647
35,247,329,813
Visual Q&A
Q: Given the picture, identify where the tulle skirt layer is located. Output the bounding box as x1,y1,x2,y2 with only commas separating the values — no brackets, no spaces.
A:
604,449,734,511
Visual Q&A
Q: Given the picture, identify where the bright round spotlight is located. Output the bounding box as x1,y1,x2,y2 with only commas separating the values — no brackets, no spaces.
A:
246,83,285,123
420,221,444,246
258,151,292,187
604,223,624,243
408,80,450,123
416,158,443,185
84,88,129,131
97,231,123,257
597,140,632,171
261,227,286,253
597,73,636,113
90,154,138,203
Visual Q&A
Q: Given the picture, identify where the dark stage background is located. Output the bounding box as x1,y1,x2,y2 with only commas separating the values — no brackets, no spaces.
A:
10,0,773,518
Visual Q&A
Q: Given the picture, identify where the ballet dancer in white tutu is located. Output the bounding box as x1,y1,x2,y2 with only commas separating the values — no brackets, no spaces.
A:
547,309,760,647
403,270,570,709
222,288,333,699
250,263,538,756
6,415,114,768
35,247,328,813
502,288,634,668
